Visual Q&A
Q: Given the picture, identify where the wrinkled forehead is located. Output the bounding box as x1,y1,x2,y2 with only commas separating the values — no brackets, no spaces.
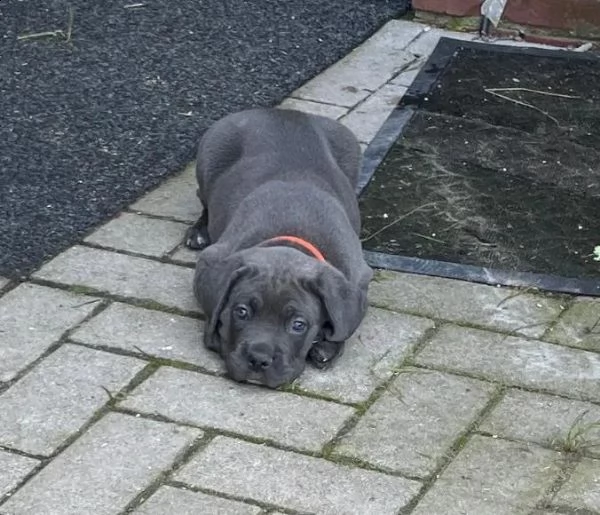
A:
230,271,320,318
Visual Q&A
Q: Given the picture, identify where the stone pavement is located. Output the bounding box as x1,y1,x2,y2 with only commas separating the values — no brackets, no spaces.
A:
1,20,599,515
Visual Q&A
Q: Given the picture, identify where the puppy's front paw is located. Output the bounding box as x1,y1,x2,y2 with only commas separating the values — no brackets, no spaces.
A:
308,340,345,370
185,226,210,250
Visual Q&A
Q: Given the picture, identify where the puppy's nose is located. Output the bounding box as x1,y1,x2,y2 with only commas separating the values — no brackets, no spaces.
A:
247,344,273,371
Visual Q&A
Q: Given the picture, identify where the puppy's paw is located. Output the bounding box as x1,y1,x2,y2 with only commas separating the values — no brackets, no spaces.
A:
185,226,210,250
308,340,345,370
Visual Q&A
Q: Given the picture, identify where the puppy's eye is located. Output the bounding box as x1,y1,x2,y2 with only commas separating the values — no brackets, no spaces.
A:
233,305,251,320
291,319,307,334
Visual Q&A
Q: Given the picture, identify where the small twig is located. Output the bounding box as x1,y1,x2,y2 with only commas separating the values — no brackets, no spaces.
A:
485,87,581,99
484,89,560,126
133,345,156,360
65,7,75,43
587,315,600,335
496,287,534,308
100,386,115,401
17,6,75,43
17,30,65,41
124,3,146,8
360,202,438,244
71,298,101,308
411,232,445,244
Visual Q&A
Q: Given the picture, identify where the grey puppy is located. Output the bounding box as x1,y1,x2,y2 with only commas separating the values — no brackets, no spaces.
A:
186,107,373,388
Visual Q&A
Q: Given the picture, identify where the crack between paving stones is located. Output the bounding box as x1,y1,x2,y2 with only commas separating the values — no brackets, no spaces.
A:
535,453,584,514
123,207,198,225
320,325,443,470
474,430,600,462
28,277,205,320
163,480,311,515
119,432,213,514
410,362,600,407
80,241,196,270
0,298,110,391
110,407,421,482
398,385,506,514
367,301,583,350
65,340,224,378
0,365,159,509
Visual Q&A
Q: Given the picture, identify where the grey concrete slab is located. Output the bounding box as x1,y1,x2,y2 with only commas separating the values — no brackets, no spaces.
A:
169,245,198,266
0,344,145,456
412,436,561,515
119,367,353,452
130,161,200,222
2,413,201,515
70,302,222,372
369,271,564,338
0,283,99,382
85,213,189,258
32,246,198,313
480,389,600,457
0,451,39,499
340,83,407,144
134,485,261,515
0,276,9,290
291,20,424,107
546,298,600,352
334,370,496,477
416,324,600,401
553,458,600,512
278,98,348,119
175,436,422,514
295,307,435,403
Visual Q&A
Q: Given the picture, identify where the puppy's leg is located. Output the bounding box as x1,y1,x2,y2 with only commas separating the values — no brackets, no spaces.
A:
185,204,211,250
307,339,345,370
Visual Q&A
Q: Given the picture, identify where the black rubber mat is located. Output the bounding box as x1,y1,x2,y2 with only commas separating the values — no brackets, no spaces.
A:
359,38,600,296
0,0,407,279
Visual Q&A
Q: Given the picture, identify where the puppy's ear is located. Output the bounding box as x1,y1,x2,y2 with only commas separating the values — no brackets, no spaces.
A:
310,263,373,342
193,244,248,352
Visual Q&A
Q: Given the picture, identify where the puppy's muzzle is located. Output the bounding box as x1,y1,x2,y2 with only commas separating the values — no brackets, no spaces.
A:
245,342,274,372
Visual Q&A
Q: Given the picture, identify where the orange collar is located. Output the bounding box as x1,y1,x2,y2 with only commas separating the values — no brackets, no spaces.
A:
265,235,326,262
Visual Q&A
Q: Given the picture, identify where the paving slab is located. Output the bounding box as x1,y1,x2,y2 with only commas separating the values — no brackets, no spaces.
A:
480,389,600,457
278,98,348,119
134,485,261,515
85,212,189,258
340,83,408,144
70,302,222,372
130,161,200,222
0,344,145,456
416,324,600,401
119,367,353,452
0,283,99,382
553,458,600,512
169,245,199,266
1,413,201,515
545,298,600,352
412,436,561,515
0,451,39,499
291,20,424,107
334,370,496,477
295,307,434,404
369,271,564,338
32,246,198,313
175,436,422,514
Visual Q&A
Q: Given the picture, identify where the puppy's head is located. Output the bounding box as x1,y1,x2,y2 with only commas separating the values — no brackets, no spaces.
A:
195,246,368,388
